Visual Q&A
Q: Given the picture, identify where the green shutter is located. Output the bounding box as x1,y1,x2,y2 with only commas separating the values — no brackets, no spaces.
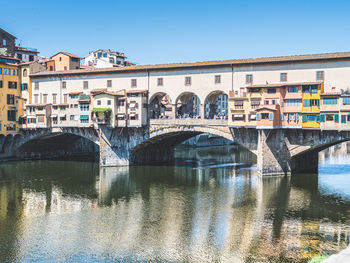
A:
320,114,325,122
316,115,320,122
269,113,274,120
27,118,30,124
334,114,339,123
341,115,347,123
34,118,36,124
302,115,307,122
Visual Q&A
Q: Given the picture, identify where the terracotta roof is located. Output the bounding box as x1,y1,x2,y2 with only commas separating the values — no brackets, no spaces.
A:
69,91,83,95
256,105,278,111
0,55,20,61
80,64,95,69
51,52,82,59
15,46,39,53
126,89,148,94
31,51,350,78
90,88,108,94
321,92,340,96
58,103,69,106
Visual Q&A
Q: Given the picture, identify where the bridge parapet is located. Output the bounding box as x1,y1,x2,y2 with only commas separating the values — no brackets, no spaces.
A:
150,118,228,126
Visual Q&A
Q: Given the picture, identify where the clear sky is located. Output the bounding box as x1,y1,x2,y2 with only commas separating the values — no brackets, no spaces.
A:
1,0,350,65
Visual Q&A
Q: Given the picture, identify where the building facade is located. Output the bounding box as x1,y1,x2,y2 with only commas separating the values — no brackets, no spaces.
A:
0,61,24,135
51,52,81,71
0,28,16,57
84,49,134,68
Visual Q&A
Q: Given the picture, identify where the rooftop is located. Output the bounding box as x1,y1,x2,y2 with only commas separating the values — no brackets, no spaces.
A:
51,52,82,59
31,51,350,78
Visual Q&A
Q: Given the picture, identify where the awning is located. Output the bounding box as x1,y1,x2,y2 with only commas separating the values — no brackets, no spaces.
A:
58,114,66,117
234,114,244,118
50,115,58,118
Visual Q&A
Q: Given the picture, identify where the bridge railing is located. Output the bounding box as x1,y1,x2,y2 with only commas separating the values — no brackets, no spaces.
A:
150,118,228,126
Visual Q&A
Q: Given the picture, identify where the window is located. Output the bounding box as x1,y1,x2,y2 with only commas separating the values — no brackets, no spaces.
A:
43,94,48,104
70,115,76,121
17,54,23,60
157,78,163,86
2,39,7,47
109,58,114,63
343,97,350,105
251,100,260,106
64,94,68,103
286,99,300,106
49,66,53,71
4,68,10,75
21,84,28,91
53,94,57,104
118,100,125,106
264,100,269,105
271,99,278,105
7,110,16,121
261,113,270,120
326,114,334,121
322,97,338,105
29,55,34,62
59,57,62,61
7,95,14,105
80,115,89,123
185,76,191,86
215,75,221,84
0,68,2,74
107,80,112,87
288,86,299,93
97,100,101,105
246,74,253,84
303,99,320,107
34,94,39,104
35,82,39,90
231,114,245,121
8,82,17,89
107,100,111,105
316,71,324,81
280,73,287,82
307,115,318,122
130,114,138,120
64,66,67,70
62,81,66,89
80,104,89,111
103,53,107,57
23,69,27,77
131,79,137,87
0,80,2,88
267,88,276,94
302,85,318,93
83,81,88,89
286,113,299,121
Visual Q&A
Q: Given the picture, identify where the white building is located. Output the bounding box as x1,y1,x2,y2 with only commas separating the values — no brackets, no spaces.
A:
30,51,350,125
83,49,134,68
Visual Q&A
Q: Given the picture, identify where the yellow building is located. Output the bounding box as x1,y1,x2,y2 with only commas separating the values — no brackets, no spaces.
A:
228,88,263,127
0,61,24,135
301,82,323,128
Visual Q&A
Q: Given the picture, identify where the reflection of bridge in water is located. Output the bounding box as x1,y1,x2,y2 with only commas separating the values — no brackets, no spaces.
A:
0,158,350,262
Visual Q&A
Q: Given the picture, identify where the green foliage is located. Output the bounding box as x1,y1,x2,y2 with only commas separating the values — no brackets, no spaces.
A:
307,255,329,263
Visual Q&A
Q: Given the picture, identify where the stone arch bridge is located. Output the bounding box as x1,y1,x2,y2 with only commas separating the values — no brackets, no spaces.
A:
1,122,350,176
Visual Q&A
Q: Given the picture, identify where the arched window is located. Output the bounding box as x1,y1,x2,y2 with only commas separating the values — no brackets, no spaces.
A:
23,69,27,77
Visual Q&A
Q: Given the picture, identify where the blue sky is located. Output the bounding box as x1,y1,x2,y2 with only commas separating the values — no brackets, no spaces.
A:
1,0,350,65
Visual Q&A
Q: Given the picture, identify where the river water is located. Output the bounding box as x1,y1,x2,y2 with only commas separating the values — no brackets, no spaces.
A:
0,144,350,263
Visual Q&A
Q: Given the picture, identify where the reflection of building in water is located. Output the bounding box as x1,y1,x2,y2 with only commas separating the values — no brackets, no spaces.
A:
319,141,350,164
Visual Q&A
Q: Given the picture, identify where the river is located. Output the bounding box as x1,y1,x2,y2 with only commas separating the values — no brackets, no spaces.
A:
0,143,350,263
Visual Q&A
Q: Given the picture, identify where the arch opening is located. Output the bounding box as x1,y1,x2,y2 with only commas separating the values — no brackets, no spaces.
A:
175,92,201,119
149,92,173,119
18,133,99,162
204,91,228,120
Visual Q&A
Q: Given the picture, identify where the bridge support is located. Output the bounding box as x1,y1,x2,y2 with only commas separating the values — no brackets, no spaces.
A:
99,126,149,167
256,129,319,176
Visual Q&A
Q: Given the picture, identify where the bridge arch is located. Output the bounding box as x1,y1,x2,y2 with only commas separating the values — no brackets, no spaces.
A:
149,92,173,119
175,92,201,118
130,125,237,165
0,128,100,162
204,90,228,119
